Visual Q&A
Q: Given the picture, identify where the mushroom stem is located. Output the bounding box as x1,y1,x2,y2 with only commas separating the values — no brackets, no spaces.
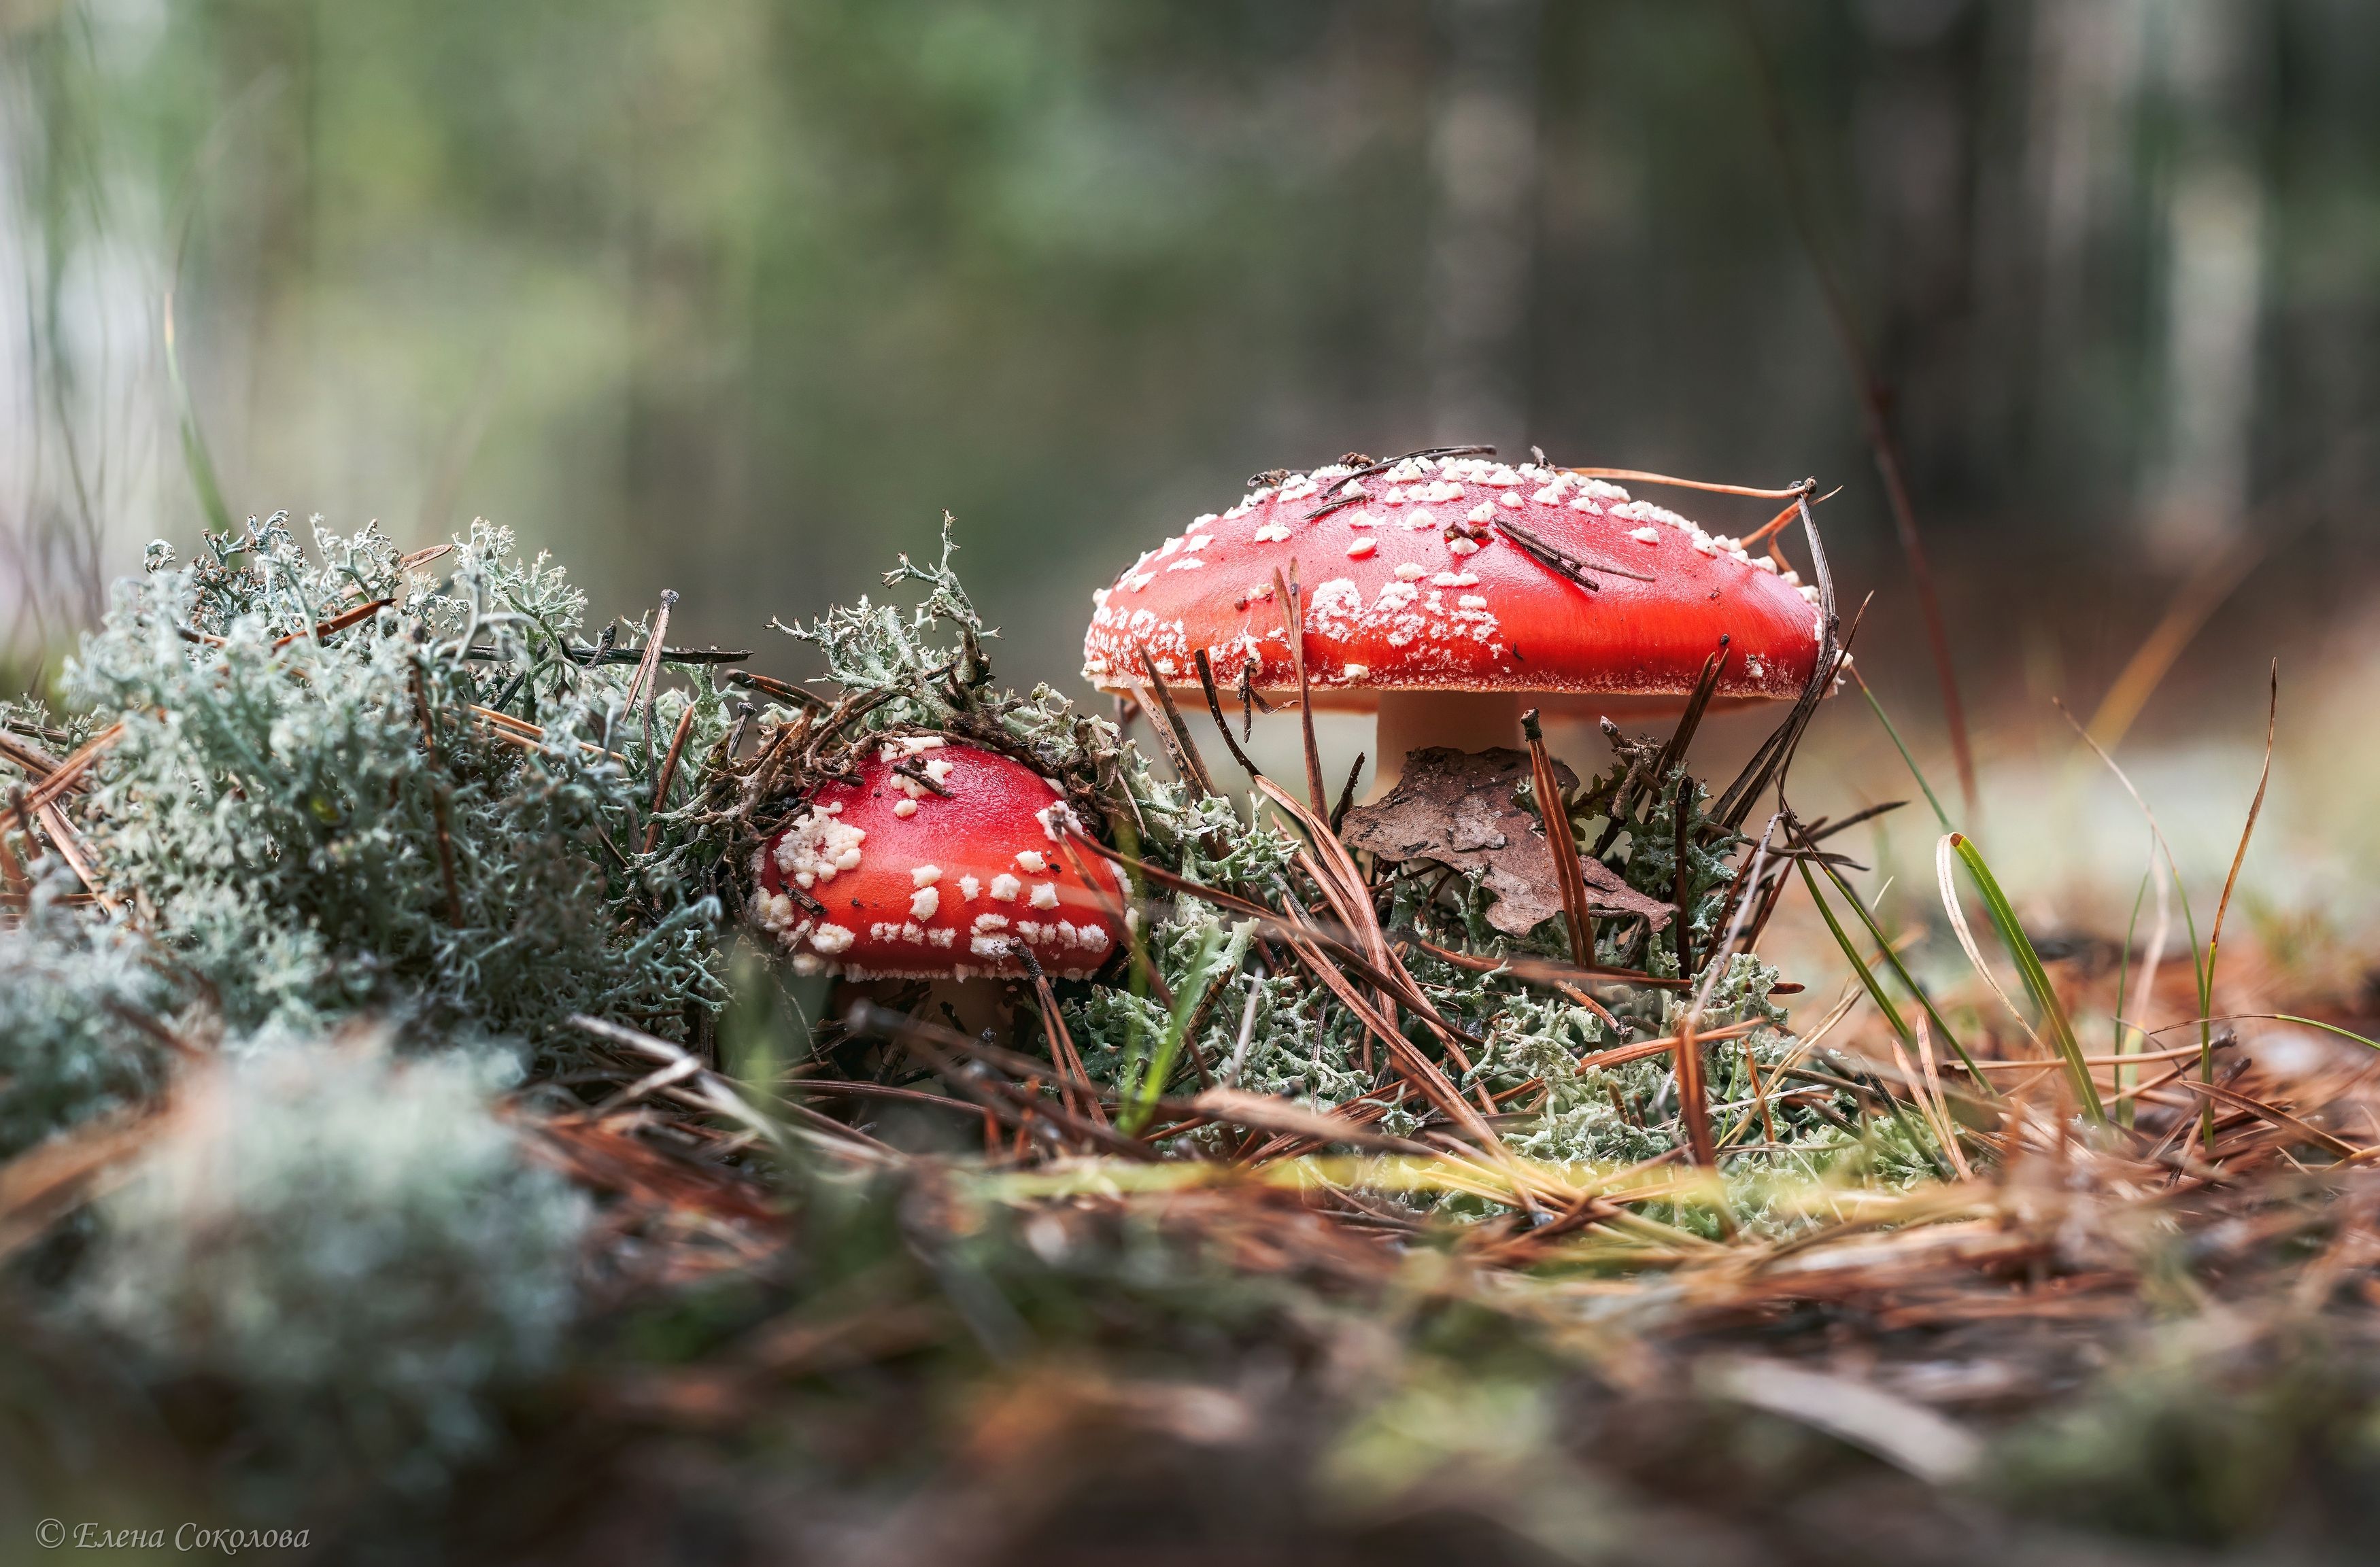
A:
1370,689,1525,796
835,976,1015,1044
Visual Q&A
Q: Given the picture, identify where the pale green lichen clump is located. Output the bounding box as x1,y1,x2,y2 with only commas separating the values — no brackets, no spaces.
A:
83,1040,589,1492
66,516,724,1046
0,516,728,1495
0,881,180,1158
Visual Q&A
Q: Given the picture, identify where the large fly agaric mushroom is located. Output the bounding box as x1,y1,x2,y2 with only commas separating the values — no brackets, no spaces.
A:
749,736,1129,982
1081,452,1829,789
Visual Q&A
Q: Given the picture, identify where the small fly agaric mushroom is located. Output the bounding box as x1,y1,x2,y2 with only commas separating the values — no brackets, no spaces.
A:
1081,453,1829,788
749,736,1129,983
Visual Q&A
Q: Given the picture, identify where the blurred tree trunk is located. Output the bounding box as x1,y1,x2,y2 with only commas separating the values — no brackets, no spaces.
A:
1425,0,1541,453
2145,0,2268,559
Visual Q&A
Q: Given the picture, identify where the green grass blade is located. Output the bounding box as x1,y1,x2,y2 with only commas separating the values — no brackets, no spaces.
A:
164,286,235,535
2198,665,2277,1152
1856,673,1952,831
1800,860,1916,1052
2273,1014,2380,1053
1811,854,1989,1088
1119,925,1223,1135
2113,869,2145,1056
2112,868,2148,1129
1945,833,2104,1123
1796,864,1960,1179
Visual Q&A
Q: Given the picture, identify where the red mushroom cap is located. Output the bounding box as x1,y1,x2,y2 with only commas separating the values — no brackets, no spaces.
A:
750,738,1129,981
1081,455,1826,707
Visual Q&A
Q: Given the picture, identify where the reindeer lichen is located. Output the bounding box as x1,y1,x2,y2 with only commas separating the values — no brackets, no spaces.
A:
771,521,1209,865
64,517,724,1048
82,1038,589,1492
0,880,178,1158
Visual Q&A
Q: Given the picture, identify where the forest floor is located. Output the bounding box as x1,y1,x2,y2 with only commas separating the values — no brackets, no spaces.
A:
10,509,2380,1566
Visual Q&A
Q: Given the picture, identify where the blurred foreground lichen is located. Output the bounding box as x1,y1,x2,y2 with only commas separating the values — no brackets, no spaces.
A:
84,1039,588,1498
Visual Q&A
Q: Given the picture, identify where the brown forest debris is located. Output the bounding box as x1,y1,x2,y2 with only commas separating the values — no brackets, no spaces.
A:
1342,746,1673,937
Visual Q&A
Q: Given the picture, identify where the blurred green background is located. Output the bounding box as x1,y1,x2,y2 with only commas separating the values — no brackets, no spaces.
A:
5,0,2380,735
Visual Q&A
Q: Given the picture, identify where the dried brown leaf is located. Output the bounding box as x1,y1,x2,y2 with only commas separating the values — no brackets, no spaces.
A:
1341,746,1673,937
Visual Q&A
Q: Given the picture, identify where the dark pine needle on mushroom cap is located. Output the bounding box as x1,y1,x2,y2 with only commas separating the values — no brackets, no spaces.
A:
1081,453,1831,787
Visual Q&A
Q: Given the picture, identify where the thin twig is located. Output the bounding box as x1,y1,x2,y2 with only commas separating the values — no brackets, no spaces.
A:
625,590,677,744
2200,661,2278,1150
12,723,125,819
722,669,826,712
641,700,700,855
1673,773,1695,980
1676,1010,1716,1169
1034,971,1108,1128
1565,468,1817,500
1652,636,1731,785
174,596,393,651
0,801,24,893
566,1014,850,1163
1191,649,1265,783
2086,531,2266,752
847,1002,1155,1160
1412,938,1688,991
1523,708,1595,969
890,759,954,798
1273,564,1329,818
1132,644,1217,799
1710,500,1841,831
1493,514,1653,589
0,731,68,786
1731,3,1975,817
1329,753,1365,836
35,804,121,919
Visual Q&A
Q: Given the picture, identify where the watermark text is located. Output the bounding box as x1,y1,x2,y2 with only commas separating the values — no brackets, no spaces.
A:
35,1519,310,1553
